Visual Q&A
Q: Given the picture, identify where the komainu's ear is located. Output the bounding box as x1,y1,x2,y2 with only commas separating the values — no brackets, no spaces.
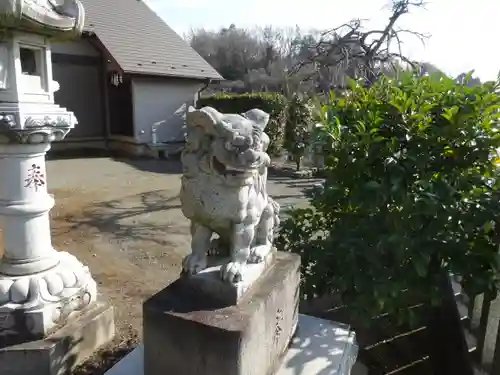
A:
261,132,270,152
186,106,219,133
242,108,270,130
187,106,235,138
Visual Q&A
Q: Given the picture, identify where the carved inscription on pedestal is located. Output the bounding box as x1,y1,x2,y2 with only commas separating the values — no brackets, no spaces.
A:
24,164,45,191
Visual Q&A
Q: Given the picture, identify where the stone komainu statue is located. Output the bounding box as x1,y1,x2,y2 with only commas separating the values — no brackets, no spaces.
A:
180,106,280,284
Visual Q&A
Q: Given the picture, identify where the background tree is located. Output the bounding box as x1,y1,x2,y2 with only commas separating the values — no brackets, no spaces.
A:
290,0,429,92
188,25,263,81
187,0,432,95
186,25,322,94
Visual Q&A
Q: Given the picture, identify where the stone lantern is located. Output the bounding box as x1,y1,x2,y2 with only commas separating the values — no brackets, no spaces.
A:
0,2,114,374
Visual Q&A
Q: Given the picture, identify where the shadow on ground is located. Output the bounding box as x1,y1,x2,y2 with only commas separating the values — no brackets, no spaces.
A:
49,187,190,363
54,190,187,249
47,148,124,160
269,175,323,189
73,334,139,375
47,148,183,175
268,175,323,211
112,158,183,175
282,316,356,375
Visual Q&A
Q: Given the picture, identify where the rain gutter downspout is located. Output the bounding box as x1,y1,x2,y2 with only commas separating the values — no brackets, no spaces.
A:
195,78,212,107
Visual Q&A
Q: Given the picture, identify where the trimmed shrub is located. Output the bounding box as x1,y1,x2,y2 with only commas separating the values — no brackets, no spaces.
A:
277,72,500,323
285,94,314,170
198,92,287,155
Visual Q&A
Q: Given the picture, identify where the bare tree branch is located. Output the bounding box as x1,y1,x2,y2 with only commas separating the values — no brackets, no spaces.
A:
290,0,429,91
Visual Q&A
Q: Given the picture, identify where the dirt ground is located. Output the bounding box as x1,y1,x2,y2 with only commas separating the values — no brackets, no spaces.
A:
0,156,319,374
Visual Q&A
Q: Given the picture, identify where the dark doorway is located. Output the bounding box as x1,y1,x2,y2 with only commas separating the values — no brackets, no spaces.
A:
52,54,105,139
107,73,134,137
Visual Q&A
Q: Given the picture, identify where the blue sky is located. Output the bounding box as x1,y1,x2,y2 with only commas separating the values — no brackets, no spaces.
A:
146,0,499,81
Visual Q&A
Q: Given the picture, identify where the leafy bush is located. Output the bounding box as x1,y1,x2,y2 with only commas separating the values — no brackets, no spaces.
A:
285,94,314,170
198,92,287,155
310,93,342,157
276,72,500,321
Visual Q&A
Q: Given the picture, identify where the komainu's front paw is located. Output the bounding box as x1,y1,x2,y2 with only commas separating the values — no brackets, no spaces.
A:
182,253,207,275
248,244,272,264
220,261,245,284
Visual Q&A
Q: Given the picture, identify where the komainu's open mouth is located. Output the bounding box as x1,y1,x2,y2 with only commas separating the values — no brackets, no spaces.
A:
212,156,247,177
212,156,226,174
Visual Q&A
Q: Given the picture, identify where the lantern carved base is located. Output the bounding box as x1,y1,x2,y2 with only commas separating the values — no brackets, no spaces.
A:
0,101,77,144
0,251,97,346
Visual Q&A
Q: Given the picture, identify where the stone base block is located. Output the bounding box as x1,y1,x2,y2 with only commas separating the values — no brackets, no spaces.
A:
0,298,115,375
143,252,301,375
184,250,275,305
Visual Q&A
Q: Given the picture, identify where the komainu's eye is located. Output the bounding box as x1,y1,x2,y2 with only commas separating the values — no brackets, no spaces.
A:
233,135,248,146
49,0,66,7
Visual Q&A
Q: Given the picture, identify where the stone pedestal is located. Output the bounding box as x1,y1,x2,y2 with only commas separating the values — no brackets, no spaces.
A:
0,1,114,372
143,252,300,375
0,135,99,344
0,127,115,375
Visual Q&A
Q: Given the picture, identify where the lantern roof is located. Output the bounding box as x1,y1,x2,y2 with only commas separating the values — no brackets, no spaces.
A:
0,0,85,37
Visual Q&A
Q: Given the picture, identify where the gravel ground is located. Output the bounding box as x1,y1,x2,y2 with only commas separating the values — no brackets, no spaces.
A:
0,156,319,374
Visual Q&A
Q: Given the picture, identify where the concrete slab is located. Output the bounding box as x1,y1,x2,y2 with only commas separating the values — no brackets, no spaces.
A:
279,315,358,375
0,298,115,375
105,314,359,375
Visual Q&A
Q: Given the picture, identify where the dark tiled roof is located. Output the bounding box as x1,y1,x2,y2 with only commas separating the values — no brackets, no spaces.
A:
80,0,222,80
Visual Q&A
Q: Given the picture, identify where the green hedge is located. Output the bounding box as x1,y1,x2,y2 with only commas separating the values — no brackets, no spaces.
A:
285,94,314,167
198,93,287,155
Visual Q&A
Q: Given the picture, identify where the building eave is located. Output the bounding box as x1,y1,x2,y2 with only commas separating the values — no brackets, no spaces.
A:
126,70,224,82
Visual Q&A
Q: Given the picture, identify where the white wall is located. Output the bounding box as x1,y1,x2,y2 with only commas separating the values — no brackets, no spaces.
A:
131,77,204,144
